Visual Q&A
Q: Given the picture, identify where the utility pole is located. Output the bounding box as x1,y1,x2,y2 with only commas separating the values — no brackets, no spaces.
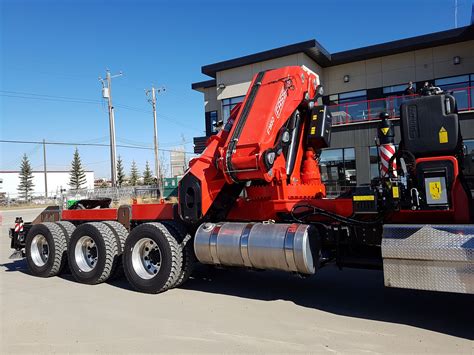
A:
99,69,123,187
43,139,48,198
455,0,458,28
146,85,165,197
181,133,187,174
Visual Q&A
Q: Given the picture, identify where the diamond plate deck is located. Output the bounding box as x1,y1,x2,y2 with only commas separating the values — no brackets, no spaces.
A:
382,224,474,294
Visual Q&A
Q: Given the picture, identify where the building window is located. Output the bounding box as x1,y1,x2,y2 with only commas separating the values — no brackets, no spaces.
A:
222,96,245,123
369,146,380,180
330,90,368,124
205,110,218,136
463,139,474,191
435,75,471,110
319,148,356,195
471,74,474,109
383,83,416,95
209,111,218,133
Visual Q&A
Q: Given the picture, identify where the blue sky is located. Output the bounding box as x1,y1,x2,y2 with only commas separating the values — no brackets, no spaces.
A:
1,0,472,179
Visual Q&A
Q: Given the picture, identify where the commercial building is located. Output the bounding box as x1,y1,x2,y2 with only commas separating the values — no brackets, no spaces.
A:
192,25,474,194
0,170,95,199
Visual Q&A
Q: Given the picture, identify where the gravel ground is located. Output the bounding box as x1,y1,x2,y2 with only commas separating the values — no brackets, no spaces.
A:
0,208,472,353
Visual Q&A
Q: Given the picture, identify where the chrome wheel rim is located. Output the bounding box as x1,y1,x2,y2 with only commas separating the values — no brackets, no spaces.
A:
74,236,98,272
31,234,49,267
131,238,162,279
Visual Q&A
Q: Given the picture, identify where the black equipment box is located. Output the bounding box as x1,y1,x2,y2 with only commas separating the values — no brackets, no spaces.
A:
307,105,332,149
352,186,378,214
399,94,460,157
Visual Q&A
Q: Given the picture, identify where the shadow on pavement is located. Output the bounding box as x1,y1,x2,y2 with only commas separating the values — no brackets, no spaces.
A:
0,258,28,272
181,265,474,340
2,258,472,339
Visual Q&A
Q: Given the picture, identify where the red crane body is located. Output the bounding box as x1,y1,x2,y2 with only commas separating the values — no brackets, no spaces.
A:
9,66,473,295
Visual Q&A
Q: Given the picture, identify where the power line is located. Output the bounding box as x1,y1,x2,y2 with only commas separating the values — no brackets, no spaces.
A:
0,139,195,154
0,90,101,103
0,93,101,105
1,89,204,134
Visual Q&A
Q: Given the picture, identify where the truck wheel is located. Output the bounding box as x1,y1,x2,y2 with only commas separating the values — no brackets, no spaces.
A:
25,222,68,277
123,222,182,293
55,221,76,242
54,221,76,273
102,221,128,278
68,222,119,284
162,221,196,287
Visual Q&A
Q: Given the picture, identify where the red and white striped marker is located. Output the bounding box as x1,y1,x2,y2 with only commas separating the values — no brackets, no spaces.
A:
14,222,24,233
379,143,397,177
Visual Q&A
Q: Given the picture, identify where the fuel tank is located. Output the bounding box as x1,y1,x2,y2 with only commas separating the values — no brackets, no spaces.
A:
194,222,318,274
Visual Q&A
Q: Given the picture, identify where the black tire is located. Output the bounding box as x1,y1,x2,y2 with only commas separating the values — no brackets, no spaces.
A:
123,222,182,294
54,221,76,274
54,221,76,242
162,221,196,287
102,221,127,253
102,221,128,278
25,222,68,277
68,222,119,284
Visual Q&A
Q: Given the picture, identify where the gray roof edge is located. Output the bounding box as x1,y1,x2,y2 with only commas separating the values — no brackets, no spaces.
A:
191,79,217,90
201,39,326,77
195,25,473,80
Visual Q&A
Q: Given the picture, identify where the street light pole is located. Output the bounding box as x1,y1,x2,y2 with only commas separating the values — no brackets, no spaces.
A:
99,69,122,187
43,139,48,198
146,85,165,198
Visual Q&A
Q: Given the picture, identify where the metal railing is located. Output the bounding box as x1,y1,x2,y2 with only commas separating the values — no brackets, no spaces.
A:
329,86,473,125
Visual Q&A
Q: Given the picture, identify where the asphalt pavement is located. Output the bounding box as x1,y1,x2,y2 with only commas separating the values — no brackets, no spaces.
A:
0,208,472,353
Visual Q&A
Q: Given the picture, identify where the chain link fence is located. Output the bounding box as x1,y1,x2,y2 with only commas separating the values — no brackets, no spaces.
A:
61,186,162,208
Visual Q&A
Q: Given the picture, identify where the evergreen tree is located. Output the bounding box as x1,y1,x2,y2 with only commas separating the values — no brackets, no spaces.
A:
69,148,87,190
117,155,125,187
143,161,153,185
129,160,140,186
17,154,34,202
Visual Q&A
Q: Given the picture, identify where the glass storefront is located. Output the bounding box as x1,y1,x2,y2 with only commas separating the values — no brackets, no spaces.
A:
435,75,471,110
369,146,380,180
319,148,356,195
328,90,368,124
329,73,473,125
463,139,474,191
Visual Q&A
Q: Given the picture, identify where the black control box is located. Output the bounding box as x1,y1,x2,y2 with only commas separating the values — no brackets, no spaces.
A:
307,105,332,149
352,186,378,214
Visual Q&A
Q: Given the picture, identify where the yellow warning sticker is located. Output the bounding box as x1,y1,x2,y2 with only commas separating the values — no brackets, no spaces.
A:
381,127,389,135
353,195,375,201
392,186,399,198
439,127,448,144
429,181,442,200
312,115,318,121
310,127,316,135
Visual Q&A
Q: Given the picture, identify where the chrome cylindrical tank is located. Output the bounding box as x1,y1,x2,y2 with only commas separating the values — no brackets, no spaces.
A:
194,222,317,274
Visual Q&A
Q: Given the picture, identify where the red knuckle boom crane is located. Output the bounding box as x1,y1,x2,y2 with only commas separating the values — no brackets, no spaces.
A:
9,66,474,295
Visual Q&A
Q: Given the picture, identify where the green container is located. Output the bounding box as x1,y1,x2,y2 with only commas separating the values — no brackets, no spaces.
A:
67,199,78,209
163,177,179,199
